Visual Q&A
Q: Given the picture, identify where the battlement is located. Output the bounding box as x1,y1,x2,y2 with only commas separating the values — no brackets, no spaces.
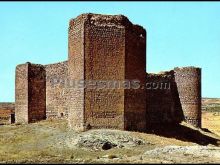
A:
69,13,146,47
69,13,145,30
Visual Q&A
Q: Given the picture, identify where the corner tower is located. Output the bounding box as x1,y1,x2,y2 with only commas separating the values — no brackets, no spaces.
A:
68,13,146,131
174,67,202,128
15,62,46,123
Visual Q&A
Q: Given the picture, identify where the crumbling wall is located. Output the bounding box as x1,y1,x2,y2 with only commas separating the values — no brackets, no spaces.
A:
146,71,184,126
0,103,15,124
68,13,147,132
45,61,68,119
174,67,202,128
15,63,46,123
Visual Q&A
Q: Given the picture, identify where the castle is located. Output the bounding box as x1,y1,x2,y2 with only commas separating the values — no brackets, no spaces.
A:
1,13,202,131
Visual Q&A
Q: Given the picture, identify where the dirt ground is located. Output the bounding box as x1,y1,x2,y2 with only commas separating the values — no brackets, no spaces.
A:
0,98,220,164
202,98,220,137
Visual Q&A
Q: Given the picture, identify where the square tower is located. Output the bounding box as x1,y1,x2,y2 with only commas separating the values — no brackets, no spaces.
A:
15,63,46,123
68,13,146,132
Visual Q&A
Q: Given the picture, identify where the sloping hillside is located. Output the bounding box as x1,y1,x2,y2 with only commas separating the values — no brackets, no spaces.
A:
0,98,220,163
0,119,220,164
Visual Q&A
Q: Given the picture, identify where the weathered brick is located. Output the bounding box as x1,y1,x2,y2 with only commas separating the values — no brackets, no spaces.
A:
146,71,183,126
68,13,146,132
174,67,202,128
13,13,202,131
45,61,68,119
15,63,46,124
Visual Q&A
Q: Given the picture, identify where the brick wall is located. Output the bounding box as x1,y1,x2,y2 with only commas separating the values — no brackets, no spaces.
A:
174,67,202,128
15,63,29,123
84,14,125,130
68,14,85,131
146,67,201,128
68,13,147,132
146,71,184,126
124,23,147,131
28,63,46,122
45,61,68,119
15,63,46,123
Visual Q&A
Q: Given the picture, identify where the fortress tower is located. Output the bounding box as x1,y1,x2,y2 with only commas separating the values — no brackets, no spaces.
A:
68,13,147,131
15,63,46,123
174,67,202,128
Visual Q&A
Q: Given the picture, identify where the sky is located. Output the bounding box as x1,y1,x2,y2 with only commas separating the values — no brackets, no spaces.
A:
0,2,220,102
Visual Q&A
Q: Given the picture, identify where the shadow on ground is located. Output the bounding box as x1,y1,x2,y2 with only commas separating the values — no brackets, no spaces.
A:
145,123,220,146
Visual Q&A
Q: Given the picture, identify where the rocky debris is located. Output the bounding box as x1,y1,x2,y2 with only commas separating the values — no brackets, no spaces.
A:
143,145,220,163
76,138,118,151
101,155,119,159
65,129,149,151
1,119,220,164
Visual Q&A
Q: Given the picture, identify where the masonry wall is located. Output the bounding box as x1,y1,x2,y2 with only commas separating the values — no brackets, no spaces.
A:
28,64,46,122
45,61,68,119
0,103,15,124
68,13,147,132
146,71,184,126
15,63,46,123
174,67,202,128
68,14,85,131
15,64,28,123
84,14,125,130
124,23,147,131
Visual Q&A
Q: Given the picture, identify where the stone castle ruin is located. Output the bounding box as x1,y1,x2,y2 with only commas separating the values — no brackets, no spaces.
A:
8,13,202,131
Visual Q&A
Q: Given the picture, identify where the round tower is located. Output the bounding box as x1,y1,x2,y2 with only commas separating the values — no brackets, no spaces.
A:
174,67,201,128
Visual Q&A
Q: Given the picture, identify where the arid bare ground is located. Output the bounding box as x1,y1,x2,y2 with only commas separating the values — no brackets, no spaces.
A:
0,119,219,163
0,99,220,163
202,98,220,137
